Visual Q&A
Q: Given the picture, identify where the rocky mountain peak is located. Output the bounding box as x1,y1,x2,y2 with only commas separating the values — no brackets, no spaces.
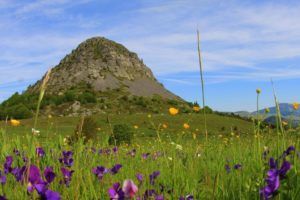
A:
27,36,179,100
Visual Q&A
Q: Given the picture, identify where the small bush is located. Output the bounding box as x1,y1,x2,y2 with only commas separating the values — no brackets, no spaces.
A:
72,116,99,143
109,124,133,145
1,103,32,119
64,91,76,102
78,92,97,104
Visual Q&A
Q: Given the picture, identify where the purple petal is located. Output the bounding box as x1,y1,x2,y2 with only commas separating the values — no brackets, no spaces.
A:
43,190,61,200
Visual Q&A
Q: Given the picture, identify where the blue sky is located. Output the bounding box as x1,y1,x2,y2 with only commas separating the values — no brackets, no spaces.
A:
0,0,299,111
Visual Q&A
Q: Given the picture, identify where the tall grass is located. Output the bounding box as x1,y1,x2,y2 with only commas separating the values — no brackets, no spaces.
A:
0,127,299,199
271,79,286,158
33,68,52,129
197,30,208,142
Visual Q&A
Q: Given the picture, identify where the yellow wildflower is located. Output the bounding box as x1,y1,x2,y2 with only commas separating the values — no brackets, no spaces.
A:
183,123,190,129
10,119,20,126
265,108,270,113
134,125,139,129
293,102,299,110
193,106,200,112
169,107,179,115
162,124,168,129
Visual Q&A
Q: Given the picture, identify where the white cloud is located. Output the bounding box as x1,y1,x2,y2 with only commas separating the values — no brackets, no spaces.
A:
1,0,300,103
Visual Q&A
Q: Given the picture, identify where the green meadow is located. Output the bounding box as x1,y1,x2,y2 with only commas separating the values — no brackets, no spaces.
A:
1,111,300,199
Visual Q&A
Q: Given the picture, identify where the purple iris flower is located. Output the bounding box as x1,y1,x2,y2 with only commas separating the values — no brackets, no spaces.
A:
150,171,160,185
41,189,61,200
234,164,242,170
122,179,138,198
156,195,164,200
144,189,157,199
0,170,6,185
4,156,13,174
13,148,20,156
179,195,194,200
98,149,103,155
44,167,56,184
127,149,136,157
136,173,143,184
60,167,74,187
153,151,162,160
105,149,111,155
142,153,150,160
91,147,96,153
92,166,108,180
262,149,269,160
269,157,277,169
59,151,74,167
0,195,7,200
280,146,296,159
27,165,47,194
285,146,295,155
23,155,28,163
110,164,122,175
260,159,291,199
11,166,26,182
225,164,231,173
26,165,60,200
113,147,118,153
108,182,125,200
36,147,46,157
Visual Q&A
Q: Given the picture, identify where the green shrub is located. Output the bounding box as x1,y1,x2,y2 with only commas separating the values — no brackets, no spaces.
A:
64,91,76,102
109,124,133,145
72,116,99,143
202,106,213,114
78,92,97,104
4,103,32,119
135,97,147,107
167,99,178,106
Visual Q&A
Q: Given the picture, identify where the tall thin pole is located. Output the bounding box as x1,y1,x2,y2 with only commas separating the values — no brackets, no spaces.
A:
197,30,208,142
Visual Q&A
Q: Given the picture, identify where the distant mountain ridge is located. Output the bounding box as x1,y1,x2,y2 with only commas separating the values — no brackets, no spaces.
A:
234,103,300,126
235,103,300,118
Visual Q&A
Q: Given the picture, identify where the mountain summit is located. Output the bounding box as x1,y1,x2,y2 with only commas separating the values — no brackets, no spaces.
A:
1,37,187,118
28,37,179,99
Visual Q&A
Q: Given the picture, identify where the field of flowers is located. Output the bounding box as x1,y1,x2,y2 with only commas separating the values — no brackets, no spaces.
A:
0,109,300,200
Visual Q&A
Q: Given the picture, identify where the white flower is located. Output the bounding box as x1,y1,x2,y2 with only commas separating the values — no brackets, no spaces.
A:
176,144,183,151
32,128,40,136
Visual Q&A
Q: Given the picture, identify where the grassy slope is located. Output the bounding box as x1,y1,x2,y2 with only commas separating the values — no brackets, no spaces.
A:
0,113,253,139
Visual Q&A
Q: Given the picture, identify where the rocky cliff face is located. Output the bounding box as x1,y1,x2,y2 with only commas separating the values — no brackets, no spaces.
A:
27,37,180,100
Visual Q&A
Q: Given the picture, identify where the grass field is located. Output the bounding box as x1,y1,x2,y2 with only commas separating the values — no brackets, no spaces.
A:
0,113,253,139
0,111,300,199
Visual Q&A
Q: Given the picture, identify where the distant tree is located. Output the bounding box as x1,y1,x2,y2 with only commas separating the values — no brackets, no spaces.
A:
72,116,99,143
5,103,32,119
109,124,133,145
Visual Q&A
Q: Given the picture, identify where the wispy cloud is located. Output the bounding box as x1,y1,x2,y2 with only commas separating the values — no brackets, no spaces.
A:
0,0,299,106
